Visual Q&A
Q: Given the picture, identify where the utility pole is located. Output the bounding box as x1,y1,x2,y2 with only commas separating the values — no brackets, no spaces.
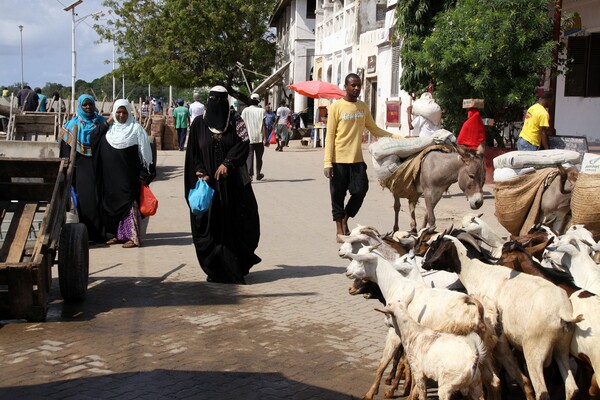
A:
18,25,24,89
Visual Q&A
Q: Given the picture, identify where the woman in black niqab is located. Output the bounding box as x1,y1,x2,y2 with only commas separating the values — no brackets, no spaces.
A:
184,86,261,284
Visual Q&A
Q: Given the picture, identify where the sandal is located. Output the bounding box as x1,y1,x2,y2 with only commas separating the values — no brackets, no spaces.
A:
122,240,138,248
106,238,119,245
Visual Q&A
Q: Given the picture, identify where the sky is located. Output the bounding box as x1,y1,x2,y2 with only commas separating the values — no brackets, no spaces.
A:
0,0,114,89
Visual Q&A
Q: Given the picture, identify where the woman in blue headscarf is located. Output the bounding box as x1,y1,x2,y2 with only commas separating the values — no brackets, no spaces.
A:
60,94,106,242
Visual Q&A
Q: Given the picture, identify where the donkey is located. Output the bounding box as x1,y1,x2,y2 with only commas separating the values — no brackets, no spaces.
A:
539,165,578,235
392,144,486,232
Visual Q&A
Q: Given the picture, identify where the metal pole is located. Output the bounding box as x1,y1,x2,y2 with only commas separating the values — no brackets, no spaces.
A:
18,25,24,89
71,8,76,113
112,41,116,101
122,74,125,99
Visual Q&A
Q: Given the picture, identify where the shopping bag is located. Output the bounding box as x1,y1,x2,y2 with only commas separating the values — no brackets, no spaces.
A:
140,183,158,216
188,179,214,216
269,127,277,144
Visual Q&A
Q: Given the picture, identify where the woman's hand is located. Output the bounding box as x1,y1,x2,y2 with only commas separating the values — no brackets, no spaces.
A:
214,164,228,180
196,171,209,182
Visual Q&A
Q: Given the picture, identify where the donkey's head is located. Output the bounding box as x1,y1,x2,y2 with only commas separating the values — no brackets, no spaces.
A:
456,144,485,210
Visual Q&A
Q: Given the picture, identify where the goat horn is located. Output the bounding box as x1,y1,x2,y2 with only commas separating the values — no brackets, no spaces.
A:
456,232,482,253
374,308,392,315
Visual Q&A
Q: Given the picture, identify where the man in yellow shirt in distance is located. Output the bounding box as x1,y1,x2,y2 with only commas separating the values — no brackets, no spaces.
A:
517,91,554,151
324,73,400,241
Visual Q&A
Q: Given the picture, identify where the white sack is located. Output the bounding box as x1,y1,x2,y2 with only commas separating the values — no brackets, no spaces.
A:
431,129,456,144
493,149,581,169
412,93,442,126
581,153,600,174
372,154,401,180
493,167,536,182
369,136,435,160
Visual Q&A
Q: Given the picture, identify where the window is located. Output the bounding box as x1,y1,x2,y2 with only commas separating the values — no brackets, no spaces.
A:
307,0,316,19
565,33,600,97
391,43,400,97
376,4,386,22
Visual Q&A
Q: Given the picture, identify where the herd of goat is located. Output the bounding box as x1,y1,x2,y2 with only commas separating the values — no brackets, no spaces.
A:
339,215,600,400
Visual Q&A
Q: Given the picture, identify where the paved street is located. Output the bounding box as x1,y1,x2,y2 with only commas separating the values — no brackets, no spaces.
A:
0,141,506,400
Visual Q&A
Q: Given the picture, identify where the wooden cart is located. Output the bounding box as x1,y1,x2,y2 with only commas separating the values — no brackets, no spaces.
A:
0,141,89,321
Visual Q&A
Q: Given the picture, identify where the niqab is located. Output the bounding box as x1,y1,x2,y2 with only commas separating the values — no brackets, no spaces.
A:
204,86,230,134
105,99,153,171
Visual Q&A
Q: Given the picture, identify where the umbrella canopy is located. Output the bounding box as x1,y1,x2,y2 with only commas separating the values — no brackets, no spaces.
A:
288,80,345,99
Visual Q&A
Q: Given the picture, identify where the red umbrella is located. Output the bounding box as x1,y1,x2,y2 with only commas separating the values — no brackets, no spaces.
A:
288,80,345,99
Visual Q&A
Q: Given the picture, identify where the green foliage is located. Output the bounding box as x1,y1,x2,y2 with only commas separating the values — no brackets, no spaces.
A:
95,0,276,101
396,0,555,133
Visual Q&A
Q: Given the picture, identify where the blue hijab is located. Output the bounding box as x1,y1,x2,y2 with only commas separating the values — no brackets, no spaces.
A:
63,94,106,145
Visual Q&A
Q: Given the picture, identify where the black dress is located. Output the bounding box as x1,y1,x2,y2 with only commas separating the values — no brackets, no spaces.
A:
184,113,261,283
91,123,155,238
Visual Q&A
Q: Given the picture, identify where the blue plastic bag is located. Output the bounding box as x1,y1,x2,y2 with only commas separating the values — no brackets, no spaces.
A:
188,179,214,216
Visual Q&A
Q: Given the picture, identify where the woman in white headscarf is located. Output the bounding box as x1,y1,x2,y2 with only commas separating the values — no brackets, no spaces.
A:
91,99,155,248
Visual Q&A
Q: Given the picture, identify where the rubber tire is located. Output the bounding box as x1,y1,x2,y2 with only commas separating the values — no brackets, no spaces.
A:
58,223,89,303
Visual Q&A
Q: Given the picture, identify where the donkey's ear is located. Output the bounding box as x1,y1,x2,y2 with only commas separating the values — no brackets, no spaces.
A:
476,143,485,156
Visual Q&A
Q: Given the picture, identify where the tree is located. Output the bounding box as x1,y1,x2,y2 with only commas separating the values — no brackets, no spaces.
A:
95,0,276,102
396,0,555,134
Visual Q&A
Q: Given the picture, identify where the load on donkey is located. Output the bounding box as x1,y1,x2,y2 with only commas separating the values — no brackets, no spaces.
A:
370,132,486,233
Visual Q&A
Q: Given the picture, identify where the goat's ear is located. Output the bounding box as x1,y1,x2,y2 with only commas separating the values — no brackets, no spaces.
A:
477,213,484,218
374,308,392,315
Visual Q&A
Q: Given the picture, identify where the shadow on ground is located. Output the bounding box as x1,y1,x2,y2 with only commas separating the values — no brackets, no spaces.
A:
0,370,355,399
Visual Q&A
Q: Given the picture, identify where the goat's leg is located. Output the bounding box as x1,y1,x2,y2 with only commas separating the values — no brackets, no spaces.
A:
364,328,401,400
494,335,535,400
385,352,409,398
553,341,579,400
590,373,599,397
480,358,501,400
384,342,403,385
393,195,401,233
412,373,427,400
523,341,552,400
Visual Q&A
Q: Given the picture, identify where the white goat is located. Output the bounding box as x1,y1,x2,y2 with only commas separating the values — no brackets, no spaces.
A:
377,289,486,400
545,238,600,295
395,251,465,291
343,244,501,400
423,235,583,400
460,213,505,258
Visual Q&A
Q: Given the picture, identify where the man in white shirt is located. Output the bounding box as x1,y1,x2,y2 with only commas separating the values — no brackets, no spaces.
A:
241,94,266,181
275,99,291,152
189,93,206,124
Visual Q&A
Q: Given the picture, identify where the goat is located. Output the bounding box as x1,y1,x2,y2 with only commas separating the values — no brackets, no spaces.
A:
343,244,501,400
460,213,506,258
545,238,600,295
423,235,583,400
500,241,600,398
376,288,486,400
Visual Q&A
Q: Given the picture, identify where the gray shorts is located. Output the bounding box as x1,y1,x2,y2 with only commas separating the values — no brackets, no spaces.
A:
276,124,289,141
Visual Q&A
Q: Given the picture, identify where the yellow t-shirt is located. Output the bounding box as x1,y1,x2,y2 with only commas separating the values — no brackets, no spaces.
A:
324,99,393,167
519,103,549,147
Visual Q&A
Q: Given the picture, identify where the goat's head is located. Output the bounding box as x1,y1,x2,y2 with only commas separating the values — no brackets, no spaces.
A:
421,235,462,273
344,245,378,280
413,226,440,256
348,279,385,304
338,225,383,259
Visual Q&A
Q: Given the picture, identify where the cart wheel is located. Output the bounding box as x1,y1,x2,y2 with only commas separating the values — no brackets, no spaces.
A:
58,223,89,303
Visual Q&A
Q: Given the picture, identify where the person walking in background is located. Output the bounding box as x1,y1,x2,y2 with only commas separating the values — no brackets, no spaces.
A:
16,85,38,111
60,94,107,242
275,99,291,152
35,88,47,112
50,92,65,113
91,99,155,248
184,85,261,284
406,92,441,137
517,90,554,151
324,73,401,241
264,104,276,147
457,107,486,150
189,92,205,124
2,87,9,97
241,93,266,181
173,98,191,151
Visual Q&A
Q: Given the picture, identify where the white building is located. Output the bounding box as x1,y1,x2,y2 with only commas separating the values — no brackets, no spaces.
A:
555,0,600,143
264,0,316,114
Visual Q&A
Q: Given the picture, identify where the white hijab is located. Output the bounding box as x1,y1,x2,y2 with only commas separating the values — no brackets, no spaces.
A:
106,99,153,171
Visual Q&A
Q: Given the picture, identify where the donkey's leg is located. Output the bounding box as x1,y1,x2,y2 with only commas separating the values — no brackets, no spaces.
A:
408,199,417,233
393,195,401,232
422,188,445,230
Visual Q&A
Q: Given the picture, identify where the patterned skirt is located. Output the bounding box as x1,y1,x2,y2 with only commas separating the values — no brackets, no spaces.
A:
116,201,142,246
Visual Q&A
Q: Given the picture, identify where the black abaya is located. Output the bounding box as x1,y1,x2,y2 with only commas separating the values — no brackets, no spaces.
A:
184,113,261,283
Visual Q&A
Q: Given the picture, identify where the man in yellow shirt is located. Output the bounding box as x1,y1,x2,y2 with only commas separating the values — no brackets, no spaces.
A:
324,73,399,241
517,91,553,151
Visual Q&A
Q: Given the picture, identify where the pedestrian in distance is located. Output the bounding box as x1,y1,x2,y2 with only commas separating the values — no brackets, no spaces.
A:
184,85,261,284
406,92,441,137
35,88,48,112
50,91,66,113
91,99,155,248
2,87,9,97
275,99,291,152
60,94,107,242
16,85,38,111
189,92,206,124
517,90,554,151
173,98,191,151
324,73,402,242
241,93,266,181
264,103,276,147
